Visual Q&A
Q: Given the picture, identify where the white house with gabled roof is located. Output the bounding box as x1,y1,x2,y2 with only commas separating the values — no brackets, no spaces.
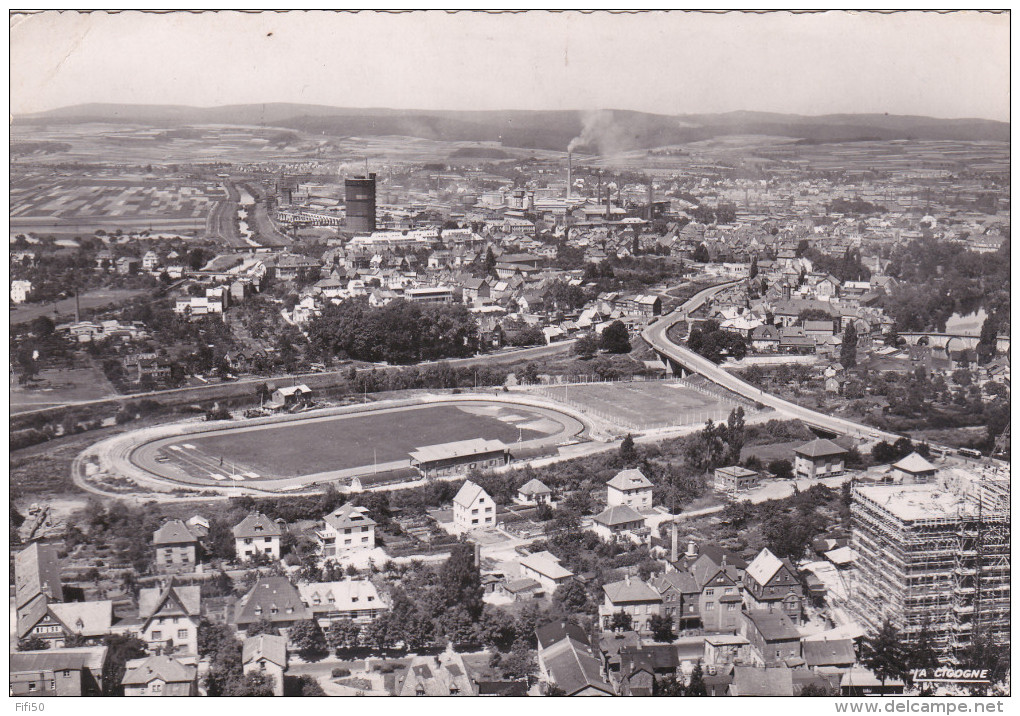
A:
606,469,654,510
452,480,495,532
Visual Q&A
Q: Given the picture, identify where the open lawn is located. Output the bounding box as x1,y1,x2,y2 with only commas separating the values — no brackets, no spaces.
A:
10,288,147,325
10,366,119,411
153,402,573,481
535,380,738,431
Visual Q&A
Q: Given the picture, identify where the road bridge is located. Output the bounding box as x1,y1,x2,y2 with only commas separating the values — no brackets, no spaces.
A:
642,280,901,442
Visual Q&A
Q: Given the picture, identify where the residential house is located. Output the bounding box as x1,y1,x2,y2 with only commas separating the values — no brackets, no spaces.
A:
704,634,755,668
804,319,836,340
890,452,938,484
269,384,313,408
518,551,574,594
650,569,701,631
116,256,141,275
19,595,115,649
15,543,66,643
232,511,283,562
728,665,795,696
516,478,553,505
750,325,781,353
793,439,848,479
242,634,288,696
142,251,161,272
297,579,388,626
10,279,32,304
714,465,760,494
690,547,747,632
599,577,663,633
802,638,856,671
137,581,201,656
10,647,109,697
617,645,679,696
152,520,201,574
591,504,648,544
840,667,905,696
536,622,614,696
394,651,477,696
741,610,802,667
606,468,654,510
234,577,309,634
452,480,496,532
743,548,803,624
315,504,377,557
121,655,198,696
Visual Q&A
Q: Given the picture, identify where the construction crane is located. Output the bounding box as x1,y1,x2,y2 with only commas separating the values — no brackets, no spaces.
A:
991,422,1010,458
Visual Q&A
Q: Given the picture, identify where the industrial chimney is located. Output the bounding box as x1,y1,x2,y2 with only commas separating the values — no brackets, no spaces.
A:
567,152,573,200
671,522,679,563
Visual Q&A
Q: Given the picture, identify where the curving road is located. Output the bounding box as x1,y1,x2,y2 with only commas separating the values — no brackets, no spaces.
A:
641,280,901,442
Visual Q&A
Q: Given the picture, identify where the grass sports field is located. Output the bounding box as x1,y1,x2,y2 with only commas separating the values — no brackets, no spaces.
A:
144,402,578,483
536,380,738,430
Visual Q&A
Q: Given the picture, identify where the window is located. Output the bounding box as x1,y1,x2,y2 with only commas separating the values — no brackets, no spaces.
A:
345,539,352,545
245,538,253,545
362,536,369,543
352,597,359,603
152,683,163,693
63,671,71,679
152,630,162,640
28,683,36,692
472,509,478,515
49,680,56,690
472,519,478,525
270,607,278,615
265,537,272,543
705,602,715,610
485,507,492,513
705,588,714,596
178,629,188,640
727,603,737,612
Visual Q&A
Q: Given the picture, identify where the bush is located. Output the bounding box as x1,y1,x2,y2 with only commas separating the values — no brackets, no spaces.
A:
331,667,351,678
767,459,794,479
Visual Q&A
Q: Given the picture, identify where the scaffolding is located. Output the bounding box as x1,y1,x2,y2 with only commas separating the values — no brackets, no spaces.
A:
849,465,1010,658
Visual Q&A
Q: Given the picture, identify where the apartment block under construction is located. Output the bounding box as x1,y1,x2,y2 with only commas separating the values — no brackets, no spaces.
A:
849,461,1009,658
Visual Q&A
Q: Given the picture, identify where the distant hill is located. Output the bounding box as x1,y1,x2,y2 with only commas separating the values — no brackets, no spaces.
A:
14,104,1009,150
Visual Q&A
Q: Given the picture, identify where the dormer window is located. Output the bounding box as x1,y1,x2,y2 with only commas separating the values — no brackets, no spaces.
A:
254,606,263,615
255,525,263,532
270,607,279,615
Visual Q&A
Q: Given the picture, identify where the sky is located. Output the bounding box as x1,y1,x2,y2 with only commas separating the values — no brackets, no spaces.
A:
9,10,1011,121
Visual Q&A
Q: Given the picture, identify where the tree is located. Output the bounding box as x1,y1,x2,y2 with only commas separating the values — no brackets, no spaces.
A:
799,683,833,696
692,243,711,263
484,247,498,278
326,618,361,651
654,674,685,695
840,323,858,369
102,634,149,696
767,459,793,479
574,333,599,359
907,618,939,692
552,581,590,613
619,434,638,464
288,619,328,661
600,320,631,354
749,255,759,280
686,663,707,696
246,617,280,637
438,543,483,619
610,611,633,632
284,674,326,696
18,637,49,651
499,641,536,679
648,613,675,642
226,671,276,696
860,618,910,688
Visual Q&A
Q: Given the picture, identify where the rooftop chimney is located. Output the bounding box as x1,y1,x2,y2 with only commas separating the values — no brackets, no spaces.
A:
686,540,697,558
671,522,679,563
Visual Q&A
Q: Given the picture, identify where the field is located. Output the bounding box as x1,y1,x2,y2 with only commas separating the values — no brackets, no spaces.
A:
10,173,222,235
134,401,581,485
533,380,740,430
10,366,119,413
10,288,148,326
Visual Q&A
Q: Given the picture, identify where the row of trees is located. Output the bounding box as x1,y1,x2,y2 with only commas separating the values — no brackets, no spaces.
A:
307,297,479,364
